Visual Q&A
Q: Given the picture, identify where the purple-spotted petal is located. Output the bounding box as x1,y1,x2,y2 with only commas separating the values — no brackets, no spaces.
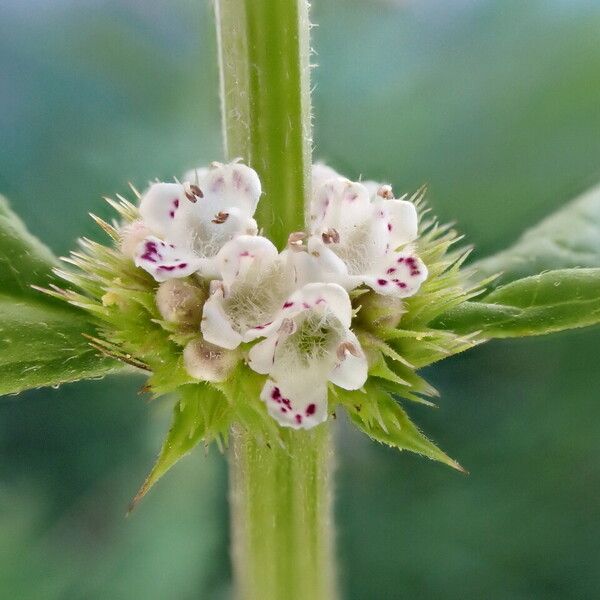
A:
216,235,279,285
134,236,202,282
283,282,353,328
311,163,341,199
383,198,419,247
366,250,428,297
138,183,188,238
200,162,262,217
310,177,371,233
260,378,328,430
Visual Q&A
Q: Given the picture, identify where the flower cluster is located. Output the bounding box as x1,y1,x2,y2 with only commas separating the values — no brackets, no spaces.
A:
122,160,428,429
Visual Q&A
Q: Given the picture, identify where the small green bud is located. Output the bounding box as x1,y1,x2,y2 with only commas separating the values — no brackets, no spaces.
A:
156,279,207,326
356,291,405,331
183,338,239,383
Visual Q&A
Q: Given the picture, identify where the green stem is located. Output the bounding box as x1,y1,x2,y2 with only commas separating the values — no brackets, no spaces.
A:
215,0,312,248
215,2,335,597
229,426,336,600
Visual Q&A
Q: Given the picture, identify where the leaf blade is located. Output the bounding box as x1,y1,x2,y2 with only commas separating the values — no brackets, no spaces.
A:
471,184,600,288
0,194,59,299
433,268,600,337
0,295,121,395
0,196,123,395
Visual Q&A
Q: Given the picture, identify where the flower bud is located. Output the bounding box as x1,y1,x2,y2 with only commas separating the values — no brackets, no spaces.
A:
356,291,405,330
183,338,238,382
156,279,207,326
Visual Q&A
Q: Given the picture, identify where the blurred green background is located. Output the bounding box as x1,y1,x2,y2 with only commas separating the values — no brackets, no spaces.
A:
1,0,599,598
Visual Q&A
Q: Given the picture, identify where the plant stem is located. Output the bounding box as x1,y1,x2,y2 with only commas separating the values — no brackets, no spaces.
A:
229,426,335,600
215,0,312,248
215,1,336,598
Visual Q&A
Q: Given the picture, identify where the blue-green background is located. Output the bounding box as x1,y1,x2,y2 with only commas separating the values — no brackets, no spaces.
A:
1,1,599,598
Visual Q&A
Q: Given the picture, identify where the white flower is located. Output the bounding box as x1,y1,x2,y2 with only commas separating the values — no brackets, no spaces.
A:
307,166,428,297
133,161,260,282
201,235,299,350
248,283,368,430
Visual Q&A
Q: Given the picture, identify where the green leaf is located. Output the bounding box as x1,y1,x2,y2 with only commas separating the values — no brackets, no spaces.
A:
129,384,231,510
0,296,120,396
0,194,59,300
433,268,600,338
471,184,600,288
338,382,464,472
0,195,122,395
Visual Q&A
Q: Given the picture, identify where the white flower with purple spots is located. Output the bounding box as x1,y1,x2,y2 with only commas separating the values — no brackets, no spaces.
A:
133,161,260,282
122,160,432,430
248,283,368,429
200,235,300,350
307,165,428,297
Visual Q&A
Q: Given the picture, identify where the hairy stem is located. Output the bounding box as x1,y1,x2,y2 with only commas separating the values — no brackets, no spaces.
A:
215,1,336,598
215,0,312,248
229,426,336,600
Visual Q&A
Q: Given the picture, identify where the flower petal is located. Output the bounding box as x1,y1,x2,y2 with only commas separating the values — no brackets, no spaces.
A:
134,236,203,282
200,287,243,350
280,248,325,288
328,331,368,390
120,220,151,258
383,198,418,247
216,235,279,285
310,177,371,233
247,335,280,374
311,163,341,198
260,378,328,430
364,249,428,297
138,183,188,238
283,282,353,328
306,237,349,278
200,162,261,217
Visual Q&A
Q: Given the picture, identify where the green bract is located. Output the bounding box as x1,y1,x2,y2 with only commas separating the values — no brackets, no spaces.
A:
2,175,600,503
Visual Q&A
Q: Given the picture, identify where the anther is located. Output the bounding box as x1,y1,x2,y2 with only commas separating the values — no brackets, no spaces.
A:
322,228,340,244
212,211,229,224
377,184,394,199
337,341,360,360
288,231,306,246
183,182,203,202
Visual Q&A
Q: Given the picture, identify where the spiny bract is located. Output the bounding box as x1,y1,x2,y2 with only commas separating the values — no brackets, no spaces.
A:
42,160,490,503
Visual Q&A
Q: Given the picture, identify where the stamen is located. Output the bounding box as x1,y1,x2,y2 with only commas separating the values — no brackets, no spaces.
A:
322,228,340,244
183,182,204,202
377,184,394,199
288,231,306,248
212,211,230,224
337,340,360,360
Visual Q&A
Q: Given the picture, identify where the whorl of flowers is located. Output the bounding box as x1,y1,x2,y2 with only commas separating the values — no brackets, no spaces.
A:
47,159,486,479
